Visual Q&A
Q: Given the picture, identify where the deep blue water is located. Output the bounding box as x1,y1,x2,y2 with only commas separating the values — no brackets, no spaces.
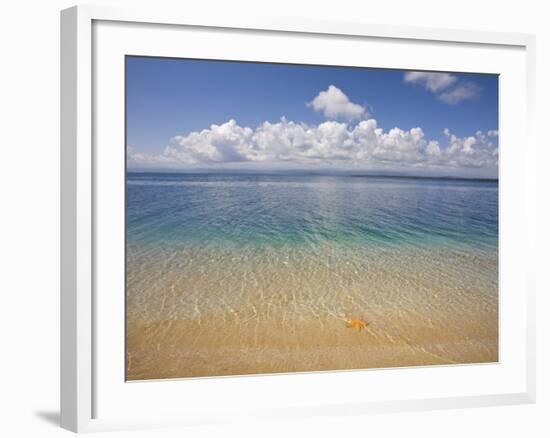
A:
126,172,498,252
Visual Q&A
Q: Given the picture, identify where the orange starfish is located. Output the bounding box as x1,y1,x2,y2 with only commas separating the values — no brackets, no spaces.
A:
346,318,369,331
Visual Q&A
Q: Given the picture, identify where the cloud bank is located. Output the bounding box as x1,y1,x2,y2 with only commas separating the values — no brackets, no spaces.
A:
129,121,498,177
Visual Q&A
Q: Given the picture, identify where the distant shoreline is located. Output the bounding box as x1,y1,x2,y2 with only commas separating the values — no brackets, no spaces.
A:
350,174,498,183
127,169,498,183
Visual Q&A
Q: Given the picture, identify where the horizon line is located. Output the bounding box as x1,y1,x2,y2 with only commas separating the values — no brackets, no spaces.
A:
126,168,498,182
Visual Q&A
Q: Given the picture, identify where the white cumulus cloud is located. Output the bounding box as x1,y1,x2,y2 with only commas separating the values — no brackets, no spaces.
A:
307,85,366,121
165,119,256,164
438,82,481,105
404,71,481,104
442,127,498,168
404,72,458,92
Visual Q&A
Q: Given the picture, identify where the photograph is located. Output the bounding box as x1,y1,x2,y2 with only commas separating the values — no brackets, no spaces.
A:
125,56,499,380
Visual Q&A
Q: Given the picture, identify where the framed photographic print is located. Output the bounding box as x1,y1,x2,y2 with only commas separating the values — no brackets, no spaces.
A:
61,5,536,433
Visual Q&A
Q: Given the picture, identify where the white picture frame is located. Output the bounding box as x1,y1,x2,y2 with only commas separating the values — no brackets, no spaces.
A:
60,4,536,433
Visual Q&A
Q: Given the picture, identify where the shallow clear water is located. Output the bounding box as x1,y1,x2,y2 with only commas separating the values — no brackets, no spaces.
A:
126,172,498,379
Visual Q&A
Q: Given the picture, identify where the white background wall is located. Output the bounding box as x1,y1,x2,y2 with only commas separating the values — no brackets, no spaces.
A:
0,0,547,436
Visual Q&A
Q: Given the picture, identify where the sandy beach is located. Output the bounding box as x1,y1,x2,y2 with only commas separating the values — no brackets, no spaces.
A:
126,243,498,380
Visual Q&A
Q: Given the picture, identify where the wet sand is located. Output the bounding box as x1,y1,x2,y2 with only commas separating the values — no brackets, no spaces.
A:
126,244,498,380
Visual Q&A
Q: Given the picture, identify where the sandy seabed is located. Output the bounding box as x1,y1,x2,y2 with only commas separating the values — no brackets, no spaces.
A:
126,244,498,380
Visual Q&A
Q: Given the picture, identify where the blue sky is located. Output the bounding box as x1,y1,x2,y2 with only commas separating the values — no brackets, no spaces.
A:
126,56,499,177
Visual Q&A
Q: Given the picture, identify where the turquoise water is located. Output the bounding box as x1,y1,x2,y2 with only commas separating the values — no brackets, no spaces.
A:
126,172,499,378
127,172,498,253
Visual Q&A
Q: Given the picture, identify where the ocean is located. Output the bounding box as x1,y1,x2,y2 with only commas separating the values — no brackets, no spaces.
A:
126,172,498,380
